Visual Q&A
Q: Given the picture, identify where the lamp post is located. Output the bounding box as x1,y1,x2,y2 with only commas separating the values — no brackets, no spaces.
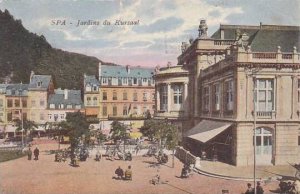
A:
19,83,24,147
253,76,257,194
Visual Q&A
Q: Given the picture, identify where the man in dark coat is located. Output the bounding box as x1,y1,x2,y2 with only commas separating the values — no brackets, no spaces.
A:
27,147,32,160
115,166,124,180
34,147,39,160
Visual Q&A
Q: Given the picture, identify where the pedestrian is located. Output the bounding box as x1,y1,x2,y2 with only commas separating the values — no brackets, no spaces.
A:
124,165,132,180
115,166,124,180
34,147,39,160
135,145,140,155
245,183,254,194
256,182,264,194
27,147,32,160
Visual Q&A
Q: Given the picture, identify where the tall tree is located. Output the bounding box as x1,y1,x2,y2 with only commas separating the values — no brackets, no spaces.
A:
110,120,128,143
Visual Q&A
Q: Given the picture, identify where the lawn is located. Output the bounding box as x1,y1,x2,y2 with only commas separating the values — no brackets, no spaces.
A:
0,150,26,162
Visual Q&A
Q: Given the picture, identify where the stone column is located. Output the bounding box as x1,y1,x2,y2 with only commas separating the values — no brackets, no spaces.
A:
156,84,160,111
167,83,171,112
183,82,188,115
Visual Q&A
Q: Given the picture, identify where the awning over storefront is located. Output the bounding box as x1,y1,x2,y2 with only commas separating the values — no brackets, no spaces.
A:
185,120,232,143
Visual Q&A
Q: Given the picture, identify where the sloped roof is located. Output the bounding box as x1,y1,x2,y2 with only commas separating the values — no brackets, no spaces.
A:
5,84,29,96
101,65,154,78
84,75,99,86
48,89,83,109
211,24,300,52
28,75,52,90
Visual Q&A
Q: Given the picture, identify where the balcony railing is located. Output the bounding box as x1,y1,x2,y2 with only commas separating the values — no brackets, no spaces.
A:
214,40,235,46
255,111,275,119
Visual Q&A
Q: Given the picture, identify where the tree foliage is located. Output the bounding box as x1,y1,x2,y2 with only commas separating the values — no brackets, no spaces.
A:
140,119,178,150
14,118,37,135
63,112,89,150
110,120,128,142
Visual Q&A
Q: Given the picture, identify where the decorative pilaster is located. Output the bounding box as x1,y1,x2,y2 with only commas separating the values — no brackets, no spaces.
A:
183,82,188,116
156,84,160,111
167,83,171,112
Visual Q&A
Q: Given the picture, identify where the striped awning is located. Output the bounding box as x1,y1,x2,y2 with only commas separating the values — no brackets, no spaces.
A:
185,120,232,143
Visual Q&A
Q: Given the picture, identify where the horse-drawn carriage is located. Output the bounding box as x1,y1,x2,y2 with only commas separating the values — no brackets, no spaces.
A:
278,163,300,194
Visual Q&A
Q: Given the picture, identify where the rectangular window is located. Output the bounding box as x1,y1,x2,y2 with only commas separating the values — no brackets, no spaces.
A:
87,97,91,106
256,79,274,112
103,92,107,101
59,104,64,109
75,105,81,109
22,99,27,108
14,99,20,107
133,78,137,85
123,106,128,116
7,112,12,121
54,114,58,121
214,84,220,111
173,85,183,105
102,77,107,85
122,78,128,85
225,80,234,111
143,92,147,101
102,106,107,116
142,78,147,85
60,114,65,119
0,99,3,107
50,104,55,109
40,100,45,107
113,106,117,116
48,114,52,120
113,91,117,100
203,86,210,111
133,92,138,101
123,92,128,100
7,99,13,108
298,136,300,146
67,105,72,109
93,97,97,106
160,85,168,111
93,86,97,91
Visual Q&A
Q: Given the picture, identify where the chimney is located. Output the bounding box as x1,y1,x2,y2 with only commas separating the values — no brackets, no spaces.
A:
98,62,102,79
64,89,68,100
30,71,35,82
126,65,130,74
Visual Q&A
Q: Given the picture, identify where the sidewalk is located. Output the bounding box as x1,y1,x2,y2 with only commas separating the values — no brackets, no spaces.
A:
196,160,297,181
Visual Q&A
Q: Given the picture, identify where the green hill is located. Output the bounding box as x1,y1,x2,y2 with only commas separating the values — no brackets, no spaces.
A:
0,9,115,89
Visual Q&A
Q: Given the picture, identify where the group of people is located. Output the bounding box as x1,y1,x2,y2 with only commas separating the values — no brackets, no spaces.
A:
245,182,264,194
27,147,40,161
115,165,132,180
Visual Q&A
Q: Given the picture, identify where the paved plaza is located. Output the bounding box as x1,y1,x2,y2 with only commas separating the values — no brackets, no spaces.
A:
0,139,288,194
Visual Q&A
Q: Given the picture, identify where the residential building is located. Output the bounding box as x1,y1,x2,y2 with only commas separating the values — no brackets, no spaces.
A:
155,20,300,166
83,74,100,121
98,63,155,120
47,89,84,123
28,72,54,124
3,83,29,137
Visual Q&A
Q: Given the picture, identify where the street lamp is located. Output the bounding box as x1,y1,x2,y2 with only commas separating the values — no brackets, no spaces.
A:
19,83,24,147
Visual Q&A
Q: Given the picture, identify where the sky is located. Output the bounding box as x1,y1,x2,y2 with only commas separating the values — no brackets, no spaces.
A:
0,0,299,68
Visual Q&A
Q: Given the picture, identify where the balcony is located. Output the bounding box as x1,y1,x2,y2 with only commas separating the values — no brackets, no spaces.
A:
253,111,276,119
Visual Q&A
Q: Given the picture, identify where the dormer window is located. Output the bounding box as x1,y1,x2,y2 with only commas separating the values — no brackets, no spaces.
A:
50,104,55,109
93,86,97,91
37,81,42,87
59,104,64,109
102,77,107,85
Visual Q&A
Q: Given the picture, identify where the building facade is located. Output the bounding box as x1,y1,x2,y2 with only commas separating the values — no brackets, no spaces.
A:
83,74,100,122
98,63,155,121
155,20,300,166
47,89,84,123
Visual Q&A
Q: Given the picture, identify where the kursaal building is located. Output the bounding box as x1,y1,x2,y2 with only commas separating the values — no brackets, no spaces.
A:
154,20,300,166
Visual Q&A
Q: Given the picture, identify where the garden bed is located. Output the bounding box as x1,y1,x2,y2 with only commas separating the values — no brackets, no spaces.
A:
0,150,26,163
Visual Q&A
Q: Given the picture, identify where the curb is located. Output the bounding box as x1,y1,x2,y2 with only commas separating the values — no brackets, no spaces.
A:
193,167,273,182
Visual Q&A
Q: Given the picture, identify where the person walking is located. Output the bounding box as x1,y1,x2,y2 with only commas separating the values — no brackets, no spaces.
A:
256,182,264,194
245,183,254,194
34,147,39,160
27,147,32,160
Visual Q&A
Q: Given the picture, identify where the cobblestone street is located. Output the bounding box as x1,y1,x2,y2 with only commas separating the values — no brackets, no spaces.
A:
0,140,281,194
